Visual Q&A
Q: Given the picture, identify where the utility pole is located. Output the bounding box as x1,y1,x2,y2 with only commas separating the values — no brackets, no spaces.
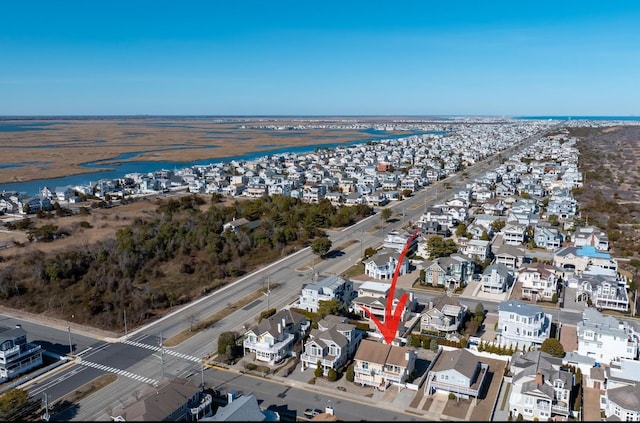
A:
360,229,363,260
201,357,205,389
42,393,50,421
124,309,127,337
67,321,73,355
159,332,165,380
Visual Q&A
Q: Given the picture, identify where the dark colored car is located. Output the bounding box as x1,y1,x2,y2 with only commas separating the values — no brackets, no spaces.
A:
304,408,323,418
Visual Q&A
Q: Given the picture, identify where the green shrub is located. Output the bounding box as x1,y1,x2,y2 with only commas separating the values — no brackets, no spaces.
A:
327,368,338,382
448,393,456,400
346,364,355,382
308,377,316,384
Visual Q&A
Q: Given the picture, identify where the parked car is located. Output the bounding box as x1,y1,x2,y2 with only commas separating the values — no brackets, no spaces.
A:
304,408,323,418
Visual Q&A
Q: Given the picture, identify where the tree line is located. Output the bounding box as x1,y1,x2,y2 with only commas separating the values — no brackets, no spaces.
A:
0,194,373,330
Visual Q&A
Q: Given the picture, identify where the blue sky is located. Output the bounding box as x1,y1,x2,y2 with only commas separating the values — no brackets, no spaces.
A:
1,1,639,116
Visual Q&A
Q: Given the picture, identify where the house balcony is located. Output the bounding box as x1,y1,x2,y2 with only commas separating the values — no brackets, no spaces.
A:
551,401,570,416
300,353,341,370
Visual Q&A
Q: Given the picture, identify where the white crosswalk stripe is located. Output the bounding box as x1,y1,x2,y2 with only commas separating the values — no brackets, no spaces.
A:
121,339,201,362
79,360,157,386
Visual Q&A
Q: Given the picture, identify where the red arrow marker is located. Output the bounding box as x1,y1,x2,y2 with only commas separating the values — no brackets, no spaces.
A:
362,229,420,344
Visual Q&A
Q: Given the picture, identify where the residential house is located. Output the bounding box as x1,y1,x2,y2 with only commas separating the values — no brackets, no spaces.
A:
421,254,474,290
502,222,527,245
298,275,356,314
573,226,609,251
603,359,640,421
54,186,76,202
545,199,577,220
352,281,415,336
534,226,564,250
111,377,208,422
243,309,310,364
553,245,618,276
353,339,417,391
481,263,514,294
363,248,409,280
460,239,490,261
508,350,573,420
419,293,468,336
383,230,418,254
300,315,363,375
574,273,629,312
205,392,279,421
518,261,558,303
493,244,525,271
222,217,261,233
425,348,489,400
480,196,505,215
577,307,639,365
419,206,455,230
0,325,43,383
496,299,551,349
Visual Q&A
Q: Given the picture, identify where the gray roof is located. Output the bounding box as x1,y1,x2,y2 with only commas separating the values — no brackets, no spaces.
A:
498,299,543,317
206,393,274,421
607,386,640,412
430,348,479,380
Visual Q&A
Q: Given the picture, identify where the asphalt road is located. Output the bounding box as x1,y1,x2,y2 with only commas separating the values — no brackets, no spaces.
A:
15,124,566,420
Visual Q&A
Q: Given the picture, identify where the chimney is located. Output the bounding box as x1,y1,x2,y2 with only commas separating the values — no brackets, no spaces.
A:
282,317,286,328
277,323,282,334
535,371,543,385
325,405,334,416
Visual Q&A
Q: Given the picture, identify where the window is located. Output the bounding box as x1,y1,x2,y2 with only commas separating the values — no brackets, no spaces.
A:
362,362,368,370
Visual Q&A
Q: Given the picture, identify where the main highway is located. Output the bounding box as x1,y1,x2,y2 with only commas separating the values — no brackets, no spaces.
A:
8,124,570,421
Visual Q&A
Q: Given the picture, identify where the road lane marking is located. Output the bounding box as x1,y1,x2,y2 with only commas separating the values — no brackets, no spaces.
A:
78,360,158,386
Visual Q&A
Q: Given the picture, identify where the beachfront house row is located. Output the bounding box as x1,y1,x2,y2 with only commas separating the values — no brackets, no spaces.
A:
424,348,489,401
298,275,356,313
300,315,363,376
496,299,551,349
243,309,310,365
353,339,417,391
508,351,574,420
577,307,639,365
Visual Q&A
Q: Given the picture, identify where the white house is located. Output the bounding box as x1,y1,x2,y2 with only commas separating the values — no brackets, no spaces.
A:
298,275,356,313
363,248,409,280
496,299,552,349
300,315,363,375
508,350,573,420
242,309,310,364
0,325,43,383
518,261,558,303
577,307,640,365
425,348,489,400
